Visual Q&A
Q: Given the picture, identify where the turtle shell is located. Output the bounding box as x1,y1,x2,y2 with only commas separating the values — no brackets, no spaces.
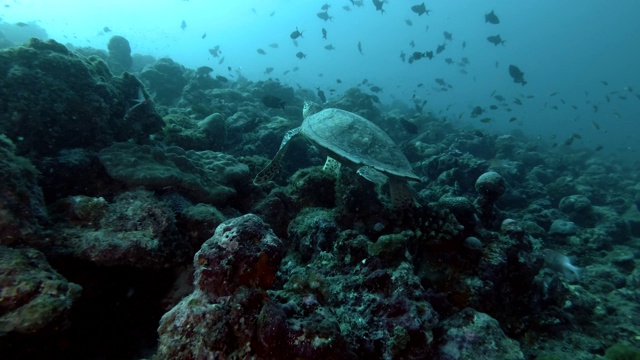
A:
301,108,420,182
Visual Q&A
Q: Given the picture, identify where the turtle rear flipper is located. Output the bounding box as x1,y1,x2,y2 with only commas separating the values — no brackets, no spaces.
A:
253,128,300,185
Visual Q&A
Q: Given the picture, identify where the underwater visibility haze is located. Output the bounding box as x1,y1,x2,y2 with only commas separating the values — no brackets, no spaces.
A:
1,0,640,359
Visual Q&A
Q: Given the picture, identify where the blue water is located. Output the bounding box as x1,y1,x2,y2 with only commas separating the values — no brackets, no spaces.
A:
2,0,639,162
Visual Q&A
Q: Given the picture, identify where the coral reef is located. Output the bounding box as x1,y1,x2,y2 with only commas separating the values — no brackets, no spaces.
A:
98,142,249,205
0,246,81,337
0,38,163,158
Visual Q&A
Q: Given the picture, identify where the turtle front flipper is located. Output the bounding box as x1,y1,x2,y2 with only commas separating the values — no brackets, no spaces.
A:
253,128,301,185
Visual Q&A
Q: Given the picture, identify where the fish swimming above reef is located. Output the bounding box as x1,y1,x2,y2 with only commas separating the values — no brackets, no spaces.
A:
195,66,213,77
261,95,286,109
408,51,424,64
485,10,500,24
508,65,527,86
208,45,221,57
264,67,274,74
411,2,430,16
290,27,304,39
317,11,333,21
400,118,418,134
487,35,505,46
372,0,385,14
316,88,327,103
471,106,484,117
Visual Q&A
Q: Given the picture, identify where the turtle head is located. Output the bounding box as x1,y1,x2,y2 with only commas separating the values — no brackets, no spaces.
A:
302,101,323,119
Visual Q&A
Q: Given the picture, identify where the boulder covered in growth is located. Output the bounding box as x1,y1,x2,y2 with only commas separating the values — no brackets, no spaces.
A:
98,142,250,205
0,38,163,158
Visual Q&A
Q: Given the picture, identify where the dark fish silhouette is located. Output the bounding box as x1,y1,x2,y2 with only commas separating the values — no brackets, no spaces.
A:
435,78,446,86
201,33,206,39
257,48,266,55
425,51,434,59
196,66,213,77
262,95,286,109
485,10,500,24
443,31,452,41
508,65,527,86
372,0,385,14
317,11,333,21
399,51,406,62
208,45,221,57
436,43,446,54
322,28,327,39
265,67,274,74
411,2,430,16
290,27,304,39
487,35,505,46
269,43,279,48
471,106,484,118
296,51,307,59
400,118,418,134
317,88,327,103
181,20,187,30
321,3,330,10
103,26,111,33
370,85,382,93
324,44,335,50
358,41,363,54
216,75,228,82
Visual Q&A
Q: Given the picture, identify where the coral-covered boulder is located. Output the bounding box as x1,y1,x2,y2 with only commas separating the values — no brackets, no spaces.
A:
0,38,163,158
434,308,524,360
139,57,187,105
155,214,286,359
0,246,82,336
49,190,187,268
106,35,132,75
98,142,249,205
194,214,285,296
0,135,47,246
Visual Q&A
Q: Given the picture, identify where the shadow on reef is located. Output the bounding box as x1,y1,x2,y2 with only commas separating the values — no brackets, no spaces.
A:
1,38,640,360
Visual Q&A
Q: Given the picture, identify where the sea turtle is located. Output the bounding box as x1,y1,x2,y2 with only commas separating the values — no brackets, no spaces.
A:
254,102,421,207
